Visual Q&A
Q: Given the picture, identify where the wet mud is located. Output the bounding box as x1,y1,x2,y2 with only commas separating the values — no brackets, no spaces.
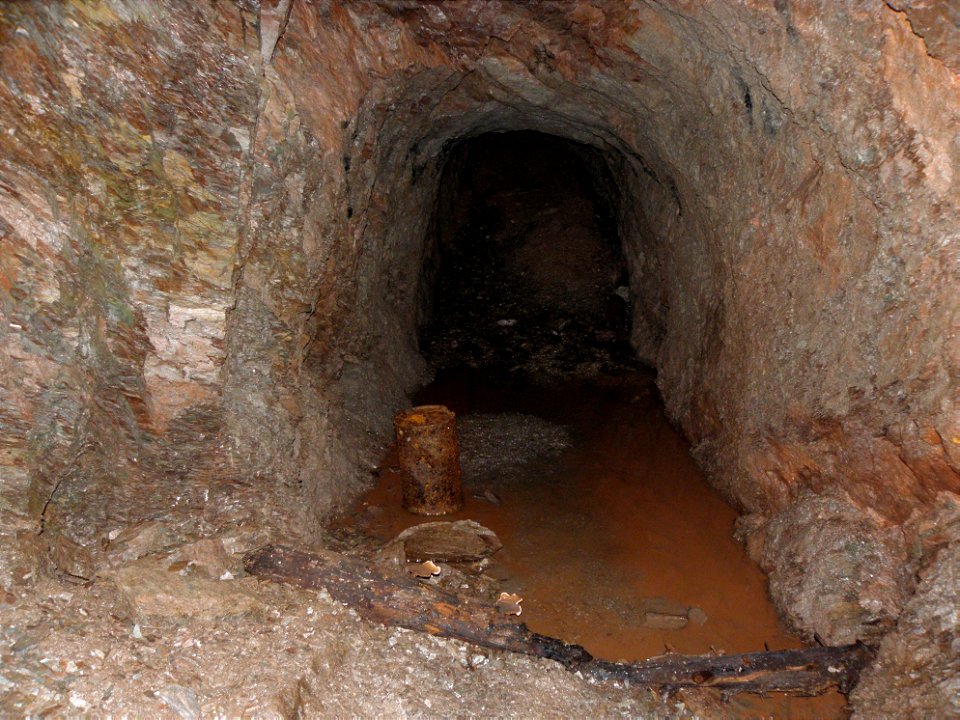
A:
329,368,848,718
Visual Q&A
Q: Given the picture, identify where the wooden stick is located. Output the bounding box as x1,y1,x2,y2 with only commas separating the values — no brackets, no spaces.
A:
586,645,873,695
244,544,872,695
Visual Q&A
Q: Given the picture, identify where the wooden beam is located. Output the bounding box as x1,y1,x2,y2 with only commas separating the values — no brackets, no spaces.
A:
587,645,873,695
244,544,873,695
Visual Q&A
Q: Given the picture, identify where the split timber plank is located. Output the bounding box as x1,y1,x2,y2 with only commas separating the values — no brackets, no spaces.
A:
244,544,873,696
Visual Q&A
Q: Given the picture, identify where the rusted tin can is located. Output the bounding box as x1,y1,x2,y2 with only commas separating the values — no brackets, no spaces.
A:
394,405,463,515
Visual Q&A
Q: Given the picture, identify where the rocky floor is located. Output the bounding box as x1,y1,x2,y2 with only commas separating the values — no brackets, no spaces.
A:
0,529,715,718
1,572,699,718
0,419,704,718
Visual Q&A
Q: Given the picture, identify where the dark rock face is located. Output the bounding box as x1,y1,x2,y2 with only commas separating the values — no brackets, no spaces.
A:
0,1,958,713
747,492,913,645
420,131,634,375
0,2,260,589
851,540,960,718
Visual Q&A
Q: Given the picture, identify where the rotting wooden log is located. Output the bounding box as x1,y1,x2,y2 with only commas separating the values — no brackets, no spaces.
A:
244,543,590,667
586,644,874,696
243,544,873,695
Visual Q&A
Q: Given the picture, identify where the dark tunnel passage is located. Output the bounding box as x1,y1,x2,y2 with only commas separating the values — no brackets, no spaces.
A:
330,132,851,719
419,131,636,375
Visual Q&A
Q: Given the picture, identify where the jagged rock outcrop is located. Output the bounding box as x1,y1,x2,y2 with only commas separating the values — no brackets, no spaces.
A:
852,540,960,718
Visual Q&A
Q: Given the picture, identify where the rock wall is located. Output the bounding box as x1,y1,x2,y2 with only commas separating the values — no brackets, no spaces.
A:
851,493,960,717
0,1,260,586
1,1,958,712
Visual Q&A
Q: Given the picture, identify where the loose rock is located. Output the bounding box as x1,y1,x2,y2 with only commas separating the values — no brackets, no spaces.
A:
389,520,503,564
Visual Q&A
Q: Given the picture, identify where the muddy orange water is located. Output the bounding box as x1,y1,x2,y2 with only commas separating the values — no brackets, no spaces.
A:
330,368,847,718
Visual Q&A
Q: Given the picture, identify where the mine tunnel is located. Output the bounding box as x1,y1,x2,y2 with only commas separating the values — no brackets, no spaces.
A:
419,130,632,373
1,2,958,718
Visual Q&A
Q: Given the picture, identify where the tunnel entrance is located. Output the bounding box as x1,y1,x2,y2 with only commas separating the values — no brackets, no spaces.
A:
419,131,634,375
329,133,848,717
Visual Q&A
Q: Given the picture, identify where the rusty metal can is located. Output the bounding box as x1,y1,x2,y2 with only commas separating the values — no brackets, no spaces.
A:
394,405,463,515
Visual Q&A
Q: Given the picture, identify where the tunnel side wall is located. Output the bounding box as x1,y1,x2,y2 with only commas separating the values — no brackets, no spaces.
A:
0,1,261,584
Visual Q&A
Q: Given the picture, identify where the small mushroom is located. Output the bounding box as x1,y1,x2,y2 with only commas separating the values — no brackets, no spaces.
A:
496,591,523,616
407,560,441,578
